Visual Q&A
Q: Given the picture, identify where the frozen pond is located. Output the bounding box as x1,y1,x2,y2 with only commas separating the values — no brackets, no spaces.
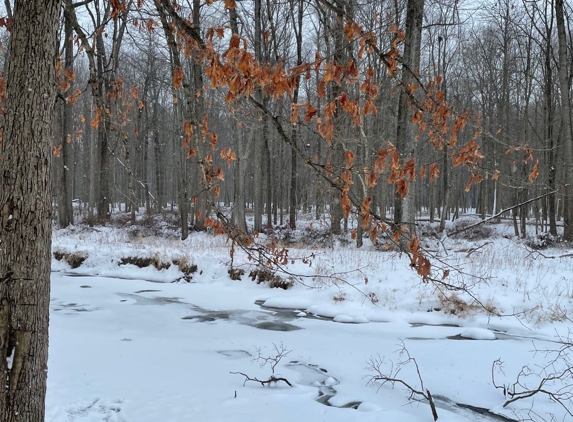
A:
45,271,570,422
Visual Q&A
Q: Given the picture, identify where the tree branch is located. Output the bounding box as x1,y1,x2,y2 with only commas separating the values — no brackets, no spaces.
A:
448,190,558,237
230,372,293,387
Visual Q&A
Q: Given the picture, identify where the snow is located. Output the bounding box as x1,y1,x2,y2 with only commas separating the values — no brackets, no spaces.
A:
46,221,573,421
460,328,496,340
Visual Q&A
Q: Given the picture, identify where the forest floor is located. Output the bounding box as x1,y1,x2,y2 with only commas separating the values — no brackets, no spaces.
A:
46,212,573,422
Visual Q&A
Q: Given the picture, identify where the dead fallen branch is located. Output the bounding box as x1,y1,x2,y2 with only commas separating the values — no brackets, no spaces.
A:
230,372,293,387
232,343,293,388
448,190,558,238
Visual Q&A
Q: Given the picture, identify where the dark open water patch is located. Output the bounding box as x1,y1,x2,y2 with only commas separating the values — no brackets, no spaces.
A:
182,304,303,332
51,301,98,313
286,361,361,409
217,350,252,359
287,361,518,420
116,292,186,305
432,394,518,422
56,272,169,284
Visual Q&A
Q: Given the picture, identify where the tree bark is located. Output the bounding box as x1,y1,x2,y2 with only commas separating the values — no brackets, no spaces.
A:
328,0,348,236
0,1,61,420
394,0,424,237
59,14,74,228
555,0,573,240
155,0,192,239
289,0,303,229
543,4,557,235
253,0,265,232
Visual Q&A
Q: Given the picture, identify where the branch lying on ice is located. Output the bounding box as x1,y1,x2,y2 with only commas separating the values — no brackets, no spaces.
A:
231,343,293,388
230,372,293,387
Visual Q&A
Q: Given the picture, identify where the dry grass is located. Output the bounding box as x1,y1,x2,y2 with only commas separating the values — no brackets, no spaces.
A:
53,251,88,269
249,269,293,289
437,292,497,317
228,268,245,280
172,257,198,276
120,255,171,271
333,293,347,302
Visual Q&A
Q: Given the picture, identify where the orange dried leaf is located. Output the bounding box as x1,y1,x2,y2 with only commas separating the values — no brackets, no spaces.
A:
396,179,409,199
173,66,184,89
361,214,371,229
404,157,416,181
304,103,318,122
183,121,194,136
90,108,102,128
429,163,439,182
317,79,326,98
345,150,354,169
529,160,539,183
408,235,419,254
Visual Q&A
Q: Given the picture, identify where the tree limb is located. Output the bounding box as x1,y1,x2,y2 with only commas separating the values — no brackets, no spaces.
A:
448,190,558,237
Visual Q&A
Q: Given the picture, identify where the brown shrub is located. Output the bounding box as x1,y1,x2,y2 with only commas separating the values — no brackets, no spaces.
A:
53,251,88,269
120,255,171,271
228,268,245,280
249,269,293,290
173,258,198,276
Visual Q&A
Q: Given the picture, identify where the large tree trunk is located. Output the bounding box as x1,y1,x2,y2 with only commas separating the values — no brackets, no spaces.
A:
58,14,74,228
544,8,557,235
94,30,111,222
191,0,208,231
87,96,97,226
555,0,573,240
253,0,265,232
0,1,61,420
289,0,303,229
228,6,247,233
155,0,193,239
394,0,424,238
328,0,348,236
232,125,249,233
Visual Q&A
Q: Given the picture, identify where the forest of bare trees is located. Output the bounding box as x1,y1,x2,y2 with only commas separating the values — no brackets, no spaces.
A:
4,0,573,243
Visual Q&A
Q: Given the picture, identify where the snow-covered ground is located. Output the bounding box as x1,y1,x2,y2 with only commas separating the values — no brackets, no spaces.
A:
46,217,573,421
